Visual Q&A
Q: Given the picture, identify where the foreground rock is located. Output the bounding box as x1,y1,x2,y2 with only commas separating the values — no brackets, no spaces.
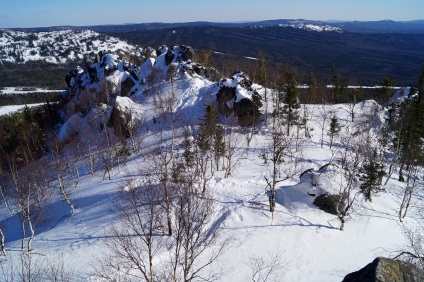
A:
313,193,345,215
342,257,424,282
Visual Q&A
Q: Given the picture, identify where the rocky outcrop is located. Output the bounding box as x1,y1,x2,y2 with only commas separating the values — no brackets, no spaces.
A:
108,102,131,139
107,96,142,139
120,76,135,96
179,45,195,61
313,193,345,215
191,64,221,81
165,49,175,66
343,257,424,282
216,72,262,126
216,86,236,116
233,96,262,127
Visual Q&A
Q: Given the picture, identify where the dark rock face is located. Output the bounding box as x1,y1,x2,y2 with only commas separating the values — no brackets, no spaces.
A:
191,64,221,81
107,102,131,139
216,86,236,116
216,72,263,126
343,257,424,282
179,45,195,62
121,76,135,96
313,193,345,215
233,96,262,127
165,49,175,65
299,168,317,183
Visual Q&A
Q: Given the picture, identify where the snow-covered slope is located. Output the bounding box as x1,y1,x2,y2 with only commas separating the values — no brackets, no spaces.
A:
0,103,45,116
0,46,421,282
0,29,138,63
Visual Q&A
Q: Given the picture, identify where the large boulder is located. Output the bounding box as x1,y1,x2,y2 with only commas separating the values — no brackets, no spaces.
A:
120,76,135,96
191,64,221,81
179,45,195,61
343,257,424,282
165,49,175,66
216,86,236,116
216,72,262,126
107,96,142,139
313,193,345,215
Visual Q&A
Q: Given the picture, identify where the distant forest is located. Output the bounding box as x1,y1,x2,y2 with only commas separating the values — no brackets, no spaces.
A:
108,25,424,86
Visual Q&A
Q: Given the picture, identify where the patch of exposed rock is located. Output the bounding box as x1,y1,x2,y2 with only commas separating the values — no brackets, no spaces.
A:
216,72,262,126
342,257,424,282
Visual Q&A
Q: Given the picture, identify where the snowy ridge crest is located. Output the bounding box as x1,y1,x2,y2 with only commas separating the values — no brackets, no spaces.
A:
278,21,343,32
0,29,138,63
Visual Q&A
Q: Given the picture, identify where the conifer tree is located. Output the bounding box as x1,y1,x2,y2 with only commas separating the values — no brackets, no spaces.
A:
182,128,194,168
376,77,396,104
382,62,424,221
214,124,225,171
198,104,225,170
282,69,300,135
330,64,345,103
360,149,385,201
257,52,268,123
307,72,320,103
328,115,341,148
257,52,268,96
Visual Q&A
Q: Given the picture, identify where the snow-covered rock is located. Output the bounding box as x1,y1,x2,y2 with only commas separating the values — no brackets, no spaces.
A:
216,72,263,126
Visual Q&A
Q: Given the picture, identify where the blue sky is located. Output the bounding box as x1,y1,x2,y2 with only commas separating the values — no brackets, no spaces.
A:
1,0,423,28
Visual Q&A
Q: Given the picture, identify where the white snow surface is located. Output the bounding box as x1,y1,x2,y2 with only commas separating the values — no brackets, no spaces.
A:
1,50,420,282
0,29,139,63
0,87,63,94
0,103,45,116
278,21,343,32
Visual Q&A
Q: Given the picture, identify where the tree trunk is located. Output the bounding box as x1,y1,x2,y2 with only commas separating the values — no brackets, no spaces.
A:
339,215,345,231
27,216,35,252
399,163,405,182
0,227,7,256
164,188,172,237
21,219,26,250
58,176,75,214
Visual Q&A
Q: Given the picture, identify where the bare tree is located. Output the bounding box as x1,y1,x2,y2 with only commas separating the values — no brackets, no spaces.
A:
149,143,175,237
7,159,44,251
394,214,424,268
95,172,229,282
1,252,73,282
0,166,12,256
223,123,243,178
398,165,421,221
50,140,76,214
95,123,118,181
334,126,363,231
247,249,287,282
149,68,184,236
193,132,214,195
317,104,330,148
94,178,165,281
168,176,230,282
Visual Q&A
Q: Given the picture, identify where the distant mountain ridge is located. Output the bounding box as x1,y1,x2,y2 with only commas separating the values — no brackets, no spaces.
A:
2,19,424,86
6,19,424,34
